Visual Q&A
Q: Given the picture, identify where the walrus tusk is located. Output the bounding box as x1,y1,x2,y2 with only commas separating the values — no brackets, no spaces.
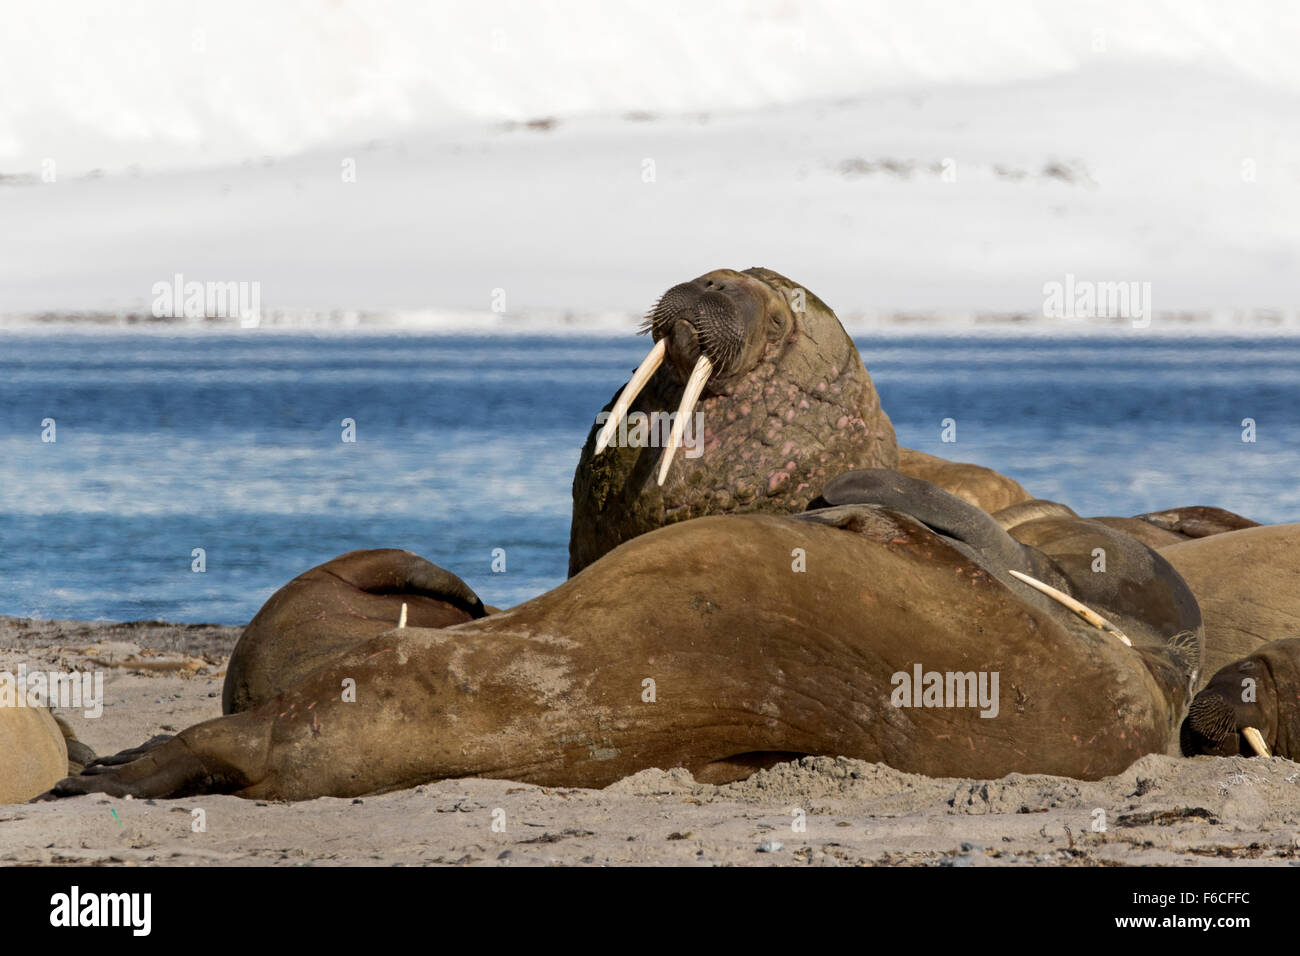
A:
595,338,666,455
398,603,408,629
657,355,712,486
1007,569,1133,647
1241,726,1270,757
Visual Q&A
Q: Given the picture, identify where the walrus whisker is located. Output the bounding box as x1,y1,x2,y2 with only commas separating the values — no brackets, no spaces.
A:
1007,570,1133,646
657,354,712,486
595,338,666,455
1241,726,1270,757
398,603,407,629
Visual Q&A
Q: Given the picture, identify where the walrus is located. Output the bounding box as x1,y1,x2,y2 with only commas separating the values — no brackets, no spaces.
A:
1159,524,1300,683
1180,638,1300,760
995,500,1259,552
569,267,898,575
49,487,1201,801
1,707,68,804
223,548,487,714
0,700,95,803
814,469,1203,684
569,266,1043,572
894,447,1032,515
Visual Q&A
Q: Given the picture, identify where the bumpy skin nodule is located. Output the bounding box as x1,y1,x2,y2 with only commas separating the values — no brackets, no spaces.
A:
48,507,1197,801
569,267,897,575
223,548,486,714
1181,638,1300,759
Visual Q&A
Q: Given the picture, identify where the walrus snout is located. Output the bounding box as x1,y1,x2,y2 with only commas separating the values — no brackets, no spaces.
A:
1180,651,1283,758
596,270,772,486
648,278,749,379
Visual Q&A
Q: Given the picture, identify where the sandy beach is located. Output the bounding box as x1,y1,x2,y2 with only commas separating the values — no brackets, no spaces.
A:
2,615,1298,867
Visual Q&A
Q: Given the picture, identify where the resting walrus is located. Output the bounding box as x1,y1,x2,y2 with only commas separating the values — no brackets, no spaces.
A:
48,477,1202,801
1180,638,1300,760
1158,523,1300,682
0,709,94,804
815,469,1203,686
223,548,487,714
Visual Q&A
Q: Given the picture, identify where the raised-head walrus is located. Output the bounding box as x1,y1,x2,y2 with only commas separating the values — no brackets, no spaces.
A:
1159,523,1300,683
223,548,487,714
50,493,1200,801
569,267,897,575
1181,638,1300,760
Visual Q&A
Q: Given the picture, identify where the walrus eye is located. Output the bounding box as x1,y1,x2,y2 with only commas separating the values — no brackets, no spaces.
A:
767,308,791,342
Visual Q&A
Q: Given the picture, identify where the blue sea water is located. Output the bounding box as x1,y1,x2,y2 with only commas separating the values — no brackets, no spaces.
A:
1,330,1297,626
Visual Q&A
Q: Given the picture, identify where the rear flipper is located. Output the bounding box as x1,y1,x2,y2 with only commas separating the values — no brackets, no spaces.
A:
812,468,1039,573
1136,506,1259,540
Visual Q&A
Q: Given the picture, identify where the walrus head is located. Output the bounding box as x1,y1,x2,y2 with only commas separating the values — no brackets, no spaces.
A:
569,267,897,575
1180,638,1300,760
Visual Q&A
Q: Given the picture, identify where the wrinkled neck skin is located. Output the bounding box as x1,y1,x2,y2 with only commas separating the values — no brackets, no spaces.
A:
569,302,897,575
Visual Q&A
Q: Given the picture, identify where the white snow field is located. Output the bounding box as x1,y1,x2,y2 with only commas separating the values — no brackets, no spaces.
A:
1,0,1297,325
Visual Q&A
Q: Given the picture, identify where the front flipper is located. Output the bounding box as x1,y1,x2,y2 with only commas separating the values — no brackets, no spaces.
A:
38,712,271,801
42,738,220,800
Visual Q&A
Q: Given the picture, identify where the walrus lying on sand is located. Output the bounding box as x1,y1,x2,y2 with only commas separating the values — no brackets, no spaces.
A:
1181,638,1300,760
223,548,487,714
995,502,1280,687
30,266,1289,801
1159,524,1300,683
1,709,94,804
47,470,1203,800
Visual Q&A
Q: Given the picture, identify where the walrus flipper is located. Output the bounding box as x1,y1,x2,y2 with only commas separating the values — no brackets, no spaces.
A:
79,734,174,772
44,735,238,800
814,468,1034,572
52,713,97,775
1136,506,1260,540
